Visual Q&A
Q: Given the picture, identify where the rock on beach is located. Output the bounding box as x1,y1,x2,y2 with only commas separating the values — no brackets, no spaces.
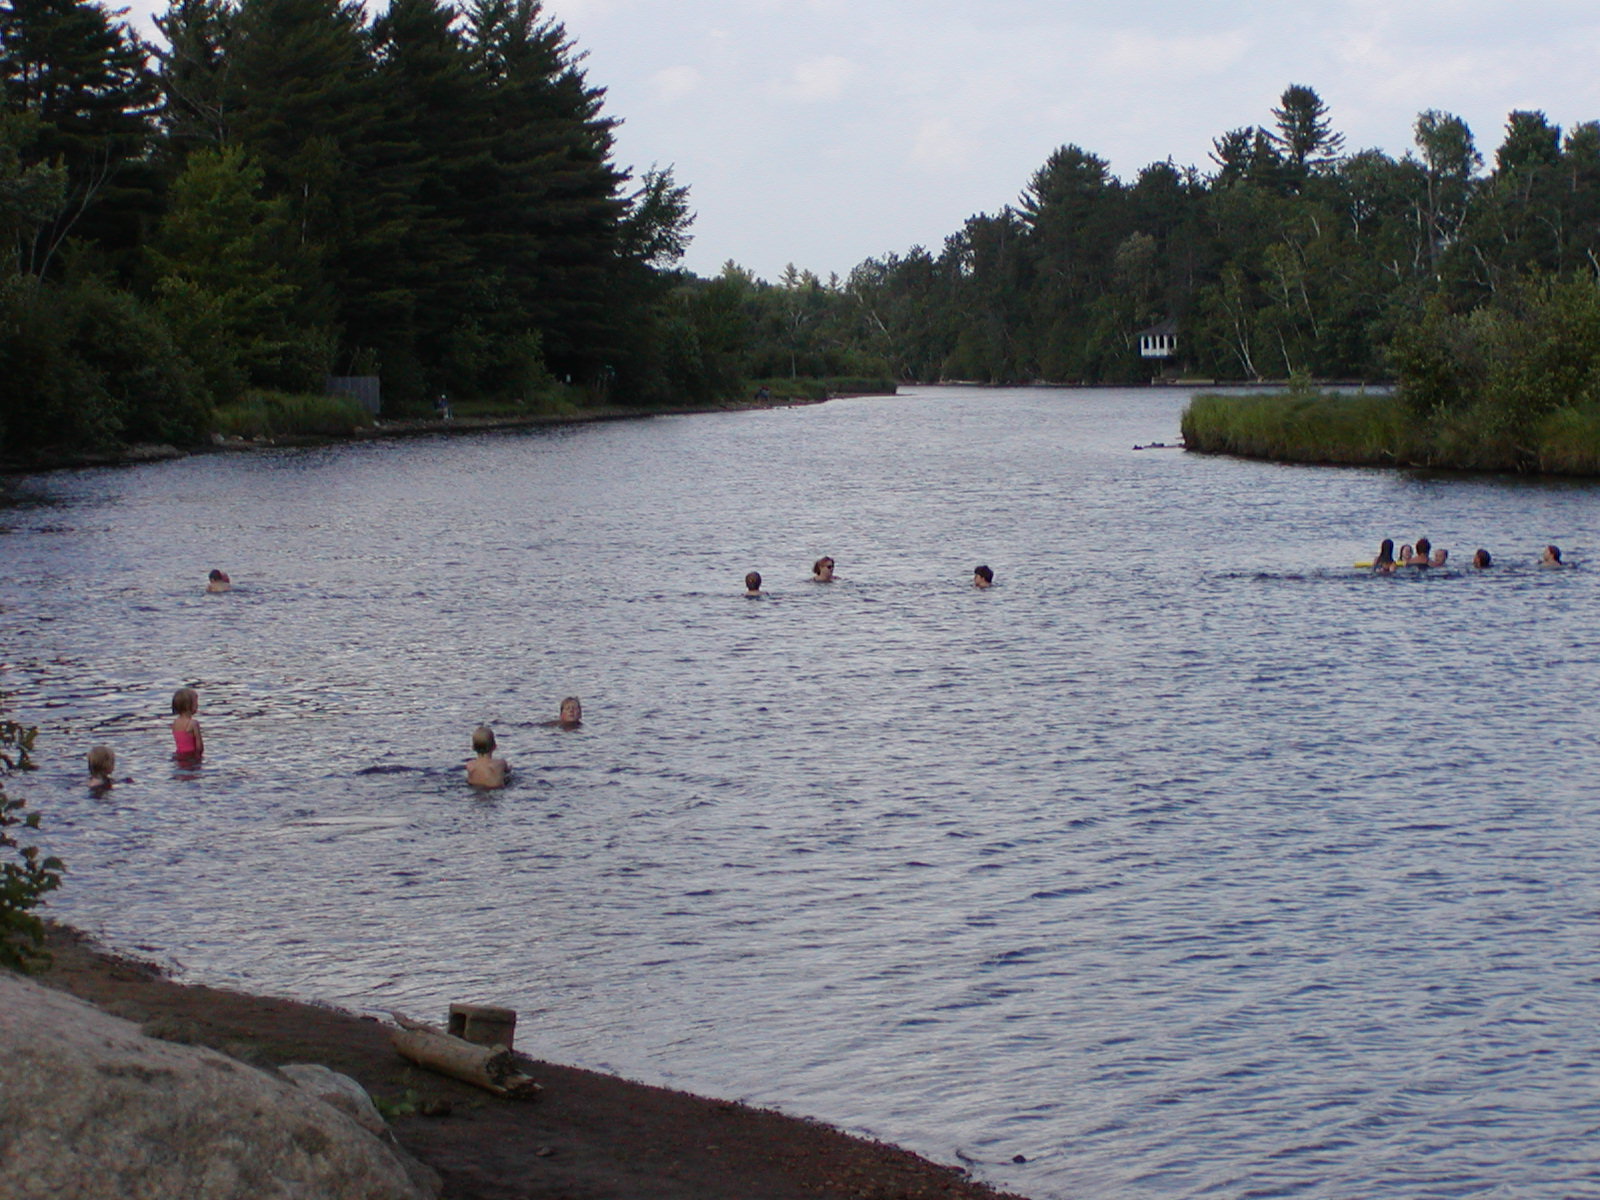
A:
0,970,438,1200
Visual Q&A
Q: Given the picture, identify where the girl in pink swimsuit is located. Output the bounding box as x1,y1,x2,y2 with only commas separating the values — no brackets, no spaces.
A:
171,687,203,760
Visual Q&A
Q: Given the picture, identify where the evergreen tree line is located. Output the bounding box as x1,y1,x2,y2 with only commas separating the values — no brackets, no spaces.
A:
718,85,1600,391
1,0,703,457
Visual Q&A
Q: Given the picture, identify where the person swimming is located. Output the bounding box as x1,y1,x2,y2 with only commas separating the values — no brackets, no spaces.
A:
206,569,231,593
744,571,764,597
171,687,203,761
1373,539,1396,573
1472,548,1492,568
1542,544,1565,566
465,725,508,788
812,556,835,582
87,745,116,790
1405,537,1433,566
973,564,994,588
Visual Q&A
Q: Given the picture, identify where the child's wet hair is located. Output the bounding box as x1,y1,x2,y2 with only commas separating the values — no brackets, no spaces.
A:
171,687,199,715
472,725,496,753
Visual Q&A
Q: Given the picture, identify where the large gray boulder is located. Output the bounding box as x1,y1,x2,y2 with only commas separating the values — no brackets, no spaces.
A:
0,971,439,1200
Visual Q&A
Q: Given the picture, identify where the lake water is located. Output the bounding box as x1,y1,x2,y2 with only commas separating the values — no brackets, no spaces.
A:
4,386,1599,1200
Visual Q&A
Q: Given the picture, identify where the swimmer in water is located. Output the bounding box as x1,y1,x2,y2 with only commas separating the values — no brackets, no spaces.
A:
812,556,835,582
465,726,508,788
206,569,231,593
1472,548,1492,568
171,687,203,761
744,571,764,597
87,745,116,790
973,564,994,588
1429,547,1448,567
1405,537,1433,566
557,696,582,728
1542,544,1564,566
1373,539,1396,573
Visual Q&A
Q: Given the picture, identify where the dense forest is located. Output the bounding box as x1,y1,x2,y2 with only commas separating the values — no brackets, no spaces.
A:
7,0,1600,459
1,0,722,456
830,86,1600,388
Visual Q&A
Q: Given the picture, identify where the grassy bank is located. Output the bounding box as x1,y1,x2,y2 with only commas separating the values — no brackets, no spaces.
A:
213,390,376,439
750,376,897,402
1181,388,1600,475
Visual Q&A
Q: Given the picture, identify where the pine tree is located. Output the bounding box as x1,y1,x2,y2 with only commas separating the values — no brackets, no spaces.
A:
463,0,627,385
0,0,160,274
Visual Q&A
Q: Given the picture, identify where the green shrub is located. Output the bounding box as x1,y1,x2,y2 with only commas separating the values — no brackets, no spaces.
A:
1534,404,1600,474
1181,390,1411,465
213,390,374,439
1,708,63,973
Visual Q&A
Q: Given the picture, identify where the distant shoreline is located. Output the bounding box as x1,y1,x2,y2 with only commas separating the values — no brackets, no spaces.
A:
0,392,838,478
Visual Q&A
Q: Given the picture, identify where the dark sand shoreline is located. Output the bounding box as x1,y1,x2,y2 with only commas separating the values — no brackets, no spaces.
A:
0,394,837,477
35,921,1029,1200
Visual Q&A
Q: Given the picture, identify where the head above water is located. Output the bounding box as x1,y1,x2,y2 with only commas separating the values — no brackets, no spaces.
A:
1376,538,1395,564
1543,544,1563,564
559,697,582,724
812,556,835,581
973,564,994,587
87,745,115,776
745,571,762,592
1473,548,1492,568
171,687,199,715
472,725,496,754
1414,536,1431,556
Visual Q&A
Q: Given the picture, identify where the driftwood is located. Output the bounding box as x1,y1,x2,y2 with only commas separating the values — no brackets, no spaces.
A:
389,1012,541,1099
448,1002,517,1050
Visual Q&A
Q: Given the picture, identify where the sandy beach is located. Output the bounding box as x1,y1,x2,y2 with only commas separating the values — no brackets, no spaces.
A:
34,922,1028,1200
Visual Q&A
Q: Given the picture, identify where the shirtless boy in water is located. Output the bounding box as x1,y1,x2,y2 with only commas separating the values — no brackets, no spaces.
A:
466,726,509,788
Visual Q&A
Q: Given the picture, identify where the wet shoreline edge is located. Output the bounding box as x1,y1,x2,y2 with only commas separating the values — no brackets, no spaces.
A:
0,392,840,478
33,919,1029,1200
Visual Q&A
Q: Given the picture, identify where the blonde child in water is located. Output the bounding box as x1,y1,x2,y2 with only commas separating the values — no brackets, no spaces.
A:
87,745,116,789
466,726,509,788
171,687,203,760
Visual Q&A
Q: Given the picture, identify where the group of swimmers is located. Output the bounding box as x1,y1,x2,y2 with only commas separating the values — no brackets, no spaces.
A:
742,557,996,596
81,569,586,793
90,535,1565,793
465,697,582,790
1368,538,1566,572
85,683,201,791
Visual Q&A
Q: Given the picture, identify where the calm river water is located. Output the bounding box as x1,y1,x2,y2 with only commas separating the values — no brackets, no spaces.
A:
4,386,1599,1199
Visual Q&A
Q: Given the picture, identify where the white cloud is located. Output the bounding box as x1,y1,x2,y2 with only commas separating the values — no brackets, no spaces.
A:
771,55,858,103
649,66,704,104
908,118,976,172
1096,29,1253,79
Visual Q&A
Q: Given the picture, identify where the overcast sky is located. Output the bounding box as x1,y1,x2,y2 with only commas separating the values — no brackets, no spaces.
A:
120,0,1600,282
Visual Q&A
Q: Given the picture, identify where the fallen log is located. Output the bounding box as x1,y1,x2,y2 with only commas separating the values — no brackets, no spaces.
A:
389,1017,541,1100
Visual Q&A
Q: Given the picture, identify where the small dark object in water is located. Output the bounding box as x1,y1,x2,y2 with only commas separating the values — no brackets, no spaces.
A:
1012,1154,1027,1163
1132,441,1181,450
